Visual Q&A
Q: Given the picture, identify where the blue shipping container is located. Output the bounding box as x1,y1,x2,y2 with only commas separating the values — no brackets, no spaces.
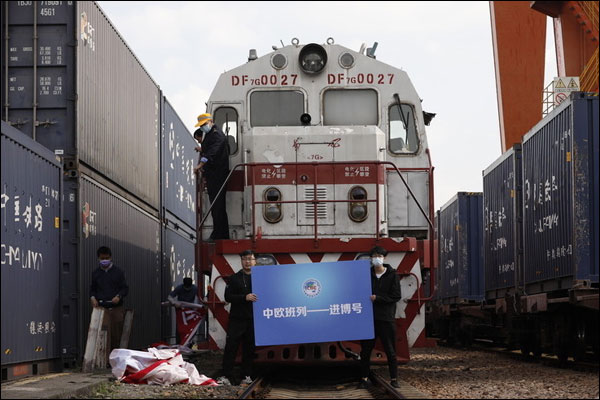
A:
522,92,599,291
161,97,197,229
161,221,197,343
438,193,484,303
1,121,62,365
1,1,161,209
483,145,522,298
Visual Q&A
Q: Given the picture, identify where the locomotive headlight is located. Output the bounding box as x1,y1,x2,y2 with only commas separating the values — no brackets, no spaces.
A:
350,204,367,221
263,187,282,223
348,186,368,222
256,254,277,266
265,205,281,222
299,43,327,74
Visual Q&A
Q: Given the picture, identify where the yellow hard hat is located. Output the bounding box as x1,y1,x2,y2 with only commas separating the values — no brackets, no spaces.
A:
195,113,213,127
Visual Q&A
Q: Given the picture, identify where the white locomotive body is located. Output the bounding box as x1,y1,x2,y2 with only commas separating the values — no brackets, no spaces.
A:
202,40,432,241
201,39,436,363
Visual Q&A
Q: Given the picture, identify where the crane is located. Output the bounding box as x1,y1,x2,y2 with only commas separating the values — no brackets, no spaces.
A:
490,1,599,153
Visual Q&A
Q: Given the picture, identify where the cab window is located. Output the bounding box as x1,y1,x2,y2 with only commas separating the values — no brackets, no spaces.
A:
323,89,378,126
389,103,418,154
214,107,238,154
250,90,304,126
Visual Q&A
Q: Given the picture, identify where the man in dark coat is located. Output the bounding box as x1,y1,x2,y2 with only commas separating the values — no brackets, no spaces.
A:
90,246,129,357
359,245,402,389
217,249,258,386
193,113,230,240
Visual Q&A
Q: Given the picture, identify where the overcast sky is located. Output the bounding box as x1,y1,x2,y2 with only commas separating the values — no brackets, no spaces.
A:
97,1,556,211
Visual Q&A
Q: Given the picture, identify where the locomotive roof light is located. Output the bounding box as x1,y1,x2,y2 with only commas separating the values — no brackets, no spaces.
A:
248,49,258,62
299,43,327,75
271,53,287,69
339,52,355,69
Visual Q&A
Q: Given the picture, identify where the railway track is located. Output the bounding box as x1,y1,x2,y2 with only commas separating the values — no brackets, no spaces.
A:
238,369,428,399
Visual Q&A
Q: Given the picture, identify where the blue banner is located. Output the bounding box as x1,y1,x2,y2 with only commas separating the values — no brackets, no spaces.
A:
251,260,374,346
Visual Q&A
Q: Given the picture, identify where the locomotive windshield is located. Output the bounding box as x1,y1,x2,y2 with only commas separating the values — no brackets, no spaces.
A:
323,89,378,126
389,103,418,153
250,90,304,126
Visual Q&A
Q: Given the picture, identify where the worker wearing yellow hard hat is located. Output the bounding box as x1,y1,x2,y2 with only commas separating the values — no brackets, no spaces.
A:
195,113,213,128
193,113,230,241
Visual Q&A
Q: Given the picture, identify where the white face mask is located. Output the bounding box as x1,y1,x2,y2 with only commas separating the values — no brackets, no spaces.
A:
371,256,384,267
200,123,212,134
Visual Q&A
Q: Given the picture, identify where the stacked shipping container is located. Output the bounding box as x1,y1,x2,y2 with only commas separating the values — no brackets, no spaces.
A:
1,122,62,380
3,1,160,208
160,98,198,342
1,1,199,379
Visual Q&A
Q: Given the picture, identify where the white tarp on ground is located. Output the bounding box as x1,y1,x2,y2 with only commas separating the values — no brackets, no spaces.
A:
109,347,218,386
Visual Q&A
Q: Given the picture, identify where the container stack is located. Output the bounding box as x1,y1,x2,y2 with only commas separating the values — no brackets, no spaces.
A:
1,1,199,379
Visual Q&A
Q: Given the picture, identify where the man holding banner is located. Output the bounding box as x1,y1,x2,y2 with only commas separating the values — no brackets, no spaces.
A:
359,246,402,389
218,250,258,386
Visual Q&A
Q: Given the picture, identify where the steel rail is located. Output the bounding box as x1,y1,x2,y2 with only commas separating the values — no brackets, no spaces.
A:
238,376,265,399
371,372,405,399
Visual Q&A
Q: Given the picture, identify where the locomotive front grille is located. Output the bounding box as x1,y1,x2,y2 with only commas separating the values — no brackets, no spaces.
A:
304,187,328,219
298,186,334,225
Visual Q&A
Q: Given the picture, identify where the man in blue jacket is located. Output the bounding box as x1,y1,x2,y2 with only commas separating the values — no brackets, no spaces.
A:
359,246,402,389
193,113,230,240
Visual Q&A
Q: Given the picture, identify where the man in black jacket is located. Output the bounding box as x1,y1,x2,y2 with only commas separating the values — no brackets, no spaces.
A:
218,250,258,385
90,246,129,358
359,246,402,389
193,113,230,240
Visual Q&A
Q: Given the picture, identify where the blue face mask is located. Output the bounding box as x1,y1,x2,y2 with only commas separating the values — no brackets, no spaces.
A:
200,123,211,134
99,260,111,268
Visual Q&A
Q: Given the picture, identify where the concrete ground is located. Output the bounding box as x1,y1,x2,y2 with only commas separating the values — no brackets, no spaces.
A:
1,370,113,399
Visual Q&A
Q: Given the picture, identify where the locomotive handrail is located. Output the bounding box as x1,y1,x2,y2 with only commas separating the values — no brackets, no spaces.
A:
382,160,437,303
207,275,228,309
397,272,422,311
199,161,431,233
198,160,436,301
198,164,244,231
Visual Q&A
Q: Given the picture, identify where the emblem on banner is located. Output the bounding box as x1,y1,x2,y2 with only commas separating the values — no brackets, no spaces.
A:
302,279,321,297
